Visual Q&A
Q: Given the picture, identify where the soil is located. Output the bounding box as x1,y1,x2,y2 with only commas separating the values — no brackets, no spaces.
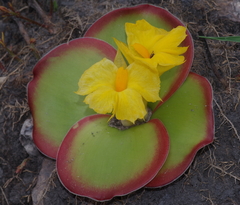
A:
1,0,240,204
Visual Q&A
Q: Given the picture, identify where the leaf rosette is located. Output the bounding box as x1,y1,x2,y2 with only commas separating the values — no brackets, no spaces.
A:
28,4,214,202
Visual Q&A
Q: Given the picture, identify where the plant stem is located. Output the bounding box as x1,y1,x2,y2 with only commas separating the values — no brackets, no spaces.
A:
28,0,57,34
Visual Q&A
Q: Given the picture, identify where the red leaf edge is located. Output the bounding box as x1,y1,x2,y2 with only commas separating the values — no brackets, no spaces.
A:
146,72,214,187
27,38,117,159
57,114,170,201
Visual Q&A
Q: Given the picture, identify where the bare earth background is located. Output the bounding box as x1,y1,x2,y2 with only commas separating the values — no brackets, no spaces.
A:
1,0,240,204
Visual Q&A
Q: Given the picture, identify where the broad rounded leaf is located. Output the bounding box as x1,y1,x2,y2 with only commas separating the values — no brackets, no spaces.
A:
28,38,117,159
146,72,214,187
84,4,194,106
57,114,170,201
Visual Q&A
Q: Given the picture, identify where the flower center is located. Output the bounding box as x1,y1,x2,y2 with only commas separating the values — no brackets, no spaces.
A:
132,43,150,58
115,67,128,92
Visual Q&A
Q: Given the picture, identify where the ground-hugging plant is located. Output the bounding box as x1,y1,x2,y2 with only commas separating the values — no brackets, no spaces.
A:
28,4,214,202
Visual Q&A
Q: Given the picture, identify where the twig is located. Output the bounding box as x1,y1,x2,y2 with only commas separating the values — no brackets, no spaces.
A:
201,192,215,205
214,98,240,140
0,4,49,30
12,17,30,44
0,186,9,205
0,64,22,90
67,27,75,43
29,0,57,34
210,163,240,183
11,17,40,59
0,32,22,62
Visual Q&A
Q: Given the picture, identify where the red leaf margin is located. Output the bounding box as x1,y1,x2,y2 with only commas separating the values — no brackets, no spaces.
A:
147,72,215,188
27,37,117,159
56,114,170,201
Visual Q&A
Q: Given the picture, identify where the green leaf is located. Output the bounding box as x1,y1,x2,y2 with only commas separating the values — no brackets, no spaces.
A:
199,36,240,42
57,114,170,201
53,0,58,11
28,38,117,159
146,72,214,187
84,4,194,107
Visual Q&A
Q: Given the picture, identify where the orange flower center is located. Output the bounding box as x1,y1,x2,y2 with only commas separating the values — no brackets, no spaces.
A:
132,43,150,58
115,67,128,92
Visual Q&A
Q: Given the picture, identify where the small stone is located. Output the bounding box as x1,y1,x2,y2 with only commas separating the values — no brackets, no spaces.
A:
0,76,7,86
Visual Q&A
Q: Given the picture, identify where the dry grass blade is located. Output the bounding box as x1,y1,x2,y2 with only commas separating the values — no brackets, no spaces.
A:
0,186,9,205
209,163,240,183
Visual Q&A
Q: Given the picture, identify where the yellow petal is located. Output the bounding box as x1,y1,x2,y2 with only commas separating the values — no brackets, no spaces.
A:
153,26,187,53
161,46,188,55
127,63,161,102
132,56,158,69
75,58,117,95
125,19,168,50
152,52,185,66
114,89,147,123
116,20,188,76
113,38,134,64
84,87,117,114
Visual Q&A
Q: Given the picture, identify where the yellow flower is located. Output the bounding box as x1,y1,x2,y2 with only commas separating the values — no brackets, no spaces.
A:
114,19,188,75
75,58,161,123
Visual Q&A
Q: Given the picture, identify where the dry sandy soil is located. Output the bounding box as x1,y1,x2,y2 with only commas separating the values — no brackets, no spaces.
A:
1,0,240,204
